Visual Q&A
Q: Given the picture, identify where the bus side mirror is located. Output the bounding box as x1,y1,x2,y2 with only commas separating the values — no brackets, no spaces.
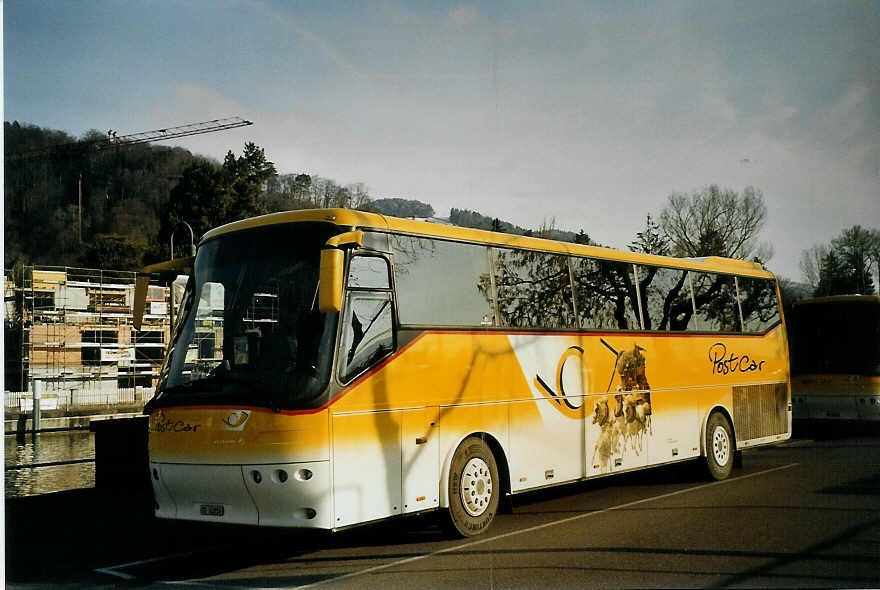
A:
319,249,345,312
318,231,364,313
134,256,195,330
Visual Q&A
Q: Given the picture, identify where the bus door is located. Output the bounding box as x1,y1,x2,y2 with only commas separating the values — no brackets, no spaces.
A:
401,407,439,513
509,335,586,491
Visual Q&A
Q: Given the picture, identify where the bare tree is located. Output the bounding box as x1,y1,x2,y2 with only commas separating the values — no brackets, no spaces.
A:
873,229,880,291
659,185,768,260
799,244,828,289
293,173,311,203
536,217,557,239
309,176,336,208
345,183,373,210
332,186,350,208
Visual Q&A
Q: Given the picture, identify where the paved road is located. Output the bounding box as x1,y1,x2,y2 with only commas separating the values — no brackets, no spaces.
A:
7,426,880,589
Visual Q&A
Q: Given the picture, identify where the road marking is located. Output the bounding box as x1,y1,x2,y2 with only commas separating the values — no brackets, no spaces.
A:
93,567,137,581
778,439,815,447
94,551,199,581
292,463,800,589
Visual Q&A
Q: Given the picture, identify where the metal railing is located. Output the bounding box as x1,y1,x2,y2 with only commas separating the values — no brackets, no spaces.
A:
4,388,154,412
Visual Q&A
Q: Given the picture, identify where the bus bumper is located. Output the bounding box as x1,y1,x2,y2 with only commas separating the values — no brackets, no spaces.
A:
150,460,332,528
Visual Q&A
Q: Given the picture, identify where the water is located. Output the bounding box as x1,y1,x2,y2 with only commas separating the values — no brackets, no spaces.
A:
4,431,95,497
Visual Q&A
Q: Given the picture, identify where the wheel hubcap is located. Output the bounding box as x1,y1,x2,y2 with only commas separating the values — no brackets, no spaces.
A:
712,425,730,466
460,457,493,517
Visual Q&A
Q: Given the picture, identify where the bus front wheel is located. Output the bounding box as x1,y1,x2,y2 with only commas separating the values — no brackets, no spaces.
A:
705,412,734,480
446,436,499,537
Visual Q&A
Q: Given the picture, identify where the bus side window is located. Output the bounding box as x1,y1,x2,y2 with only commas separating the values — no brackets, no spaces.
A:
738,277,780,333
639,266,695,331
692,272,740,332
392,235,496,327
493,249,575,329
572,257,639,330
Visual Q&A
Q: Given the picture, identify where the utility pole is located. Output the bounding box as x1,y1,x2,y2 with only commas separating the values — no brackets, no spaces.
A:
78,174,83,243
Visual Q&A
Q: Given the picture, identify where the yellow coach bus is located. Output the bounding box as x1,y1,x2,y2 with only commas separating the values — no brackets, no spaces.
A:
790,295,880,422
143,208,790,536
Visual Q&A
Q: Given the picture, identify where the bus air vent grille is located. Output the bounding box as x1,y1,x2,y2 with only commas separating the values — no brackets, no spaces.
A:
732,382,787,440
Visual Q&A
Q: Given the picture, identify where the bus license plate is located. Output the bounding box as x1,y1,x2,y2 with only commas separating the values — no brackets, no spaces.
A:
200,504,225,517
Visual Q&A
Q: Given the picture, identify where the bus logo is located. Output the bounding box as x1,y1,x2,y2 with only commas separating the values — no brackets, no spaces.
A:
222,410,251,430
534,345,587,419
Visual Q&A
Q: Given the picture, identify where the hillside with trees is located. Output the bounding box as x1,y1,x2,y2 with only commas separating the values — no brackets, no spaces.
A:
10,121,874,302
5,121,196,270
4,122,383,270
449,208,591,244
371,198,434,218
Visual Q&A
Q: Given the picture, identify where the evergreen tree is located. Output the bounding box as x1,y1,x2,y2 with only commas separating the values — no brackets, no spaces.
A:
830,225,876,295
574,230,593,245
221,142,275,222
83,235,145,270
160,158,228,251
629,215,669,256
815,251,855,296
806,225,878,296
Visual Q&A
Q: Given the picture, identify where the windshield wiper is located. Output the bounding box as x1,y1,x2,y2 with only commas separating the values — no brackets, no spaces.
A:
192,373,258,387
160,373,257,396
188,360,259,387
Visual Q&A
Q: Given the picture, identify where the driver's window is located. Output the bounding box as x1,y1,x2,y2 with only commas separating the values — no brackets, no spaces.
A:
339,255,394,383
339,292,393,383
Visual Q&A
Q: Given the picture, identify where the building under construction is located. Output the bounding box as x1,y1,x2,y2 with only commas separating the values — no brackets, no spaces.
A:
4,118,254,416
4,265,177,414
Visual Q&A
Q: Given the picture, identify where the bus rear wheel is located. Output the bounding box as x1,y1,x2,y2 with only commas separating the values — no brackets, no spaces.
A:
705,412,734,480
446,436,499,537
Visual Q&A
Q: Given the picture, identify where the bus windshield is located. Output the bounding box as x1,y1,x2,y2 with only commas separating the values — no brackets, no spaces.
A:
791,300,880,377
150,222,341,410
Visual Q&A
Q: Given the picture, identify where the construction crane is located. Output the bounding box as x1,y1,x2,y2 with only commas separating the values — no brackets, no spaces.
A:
7,116,253,161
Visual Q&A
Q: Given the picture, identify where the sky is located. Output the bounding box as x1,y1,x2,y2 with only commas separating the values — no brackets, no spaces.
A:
4,0,879,281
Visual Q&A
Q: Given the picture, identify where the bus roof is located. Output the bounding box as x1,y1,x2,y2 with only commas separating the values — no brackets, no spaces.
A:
202,208,774,279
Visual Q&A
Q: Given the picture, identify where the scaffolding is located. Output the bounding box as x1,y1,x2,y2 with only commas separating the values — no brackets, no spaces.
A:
4,265,173,414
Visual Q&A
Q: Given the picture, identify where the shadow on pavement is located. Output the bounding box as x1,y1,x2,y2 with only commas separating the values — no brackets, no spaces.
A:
5,487,312,584
4,486,452,585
